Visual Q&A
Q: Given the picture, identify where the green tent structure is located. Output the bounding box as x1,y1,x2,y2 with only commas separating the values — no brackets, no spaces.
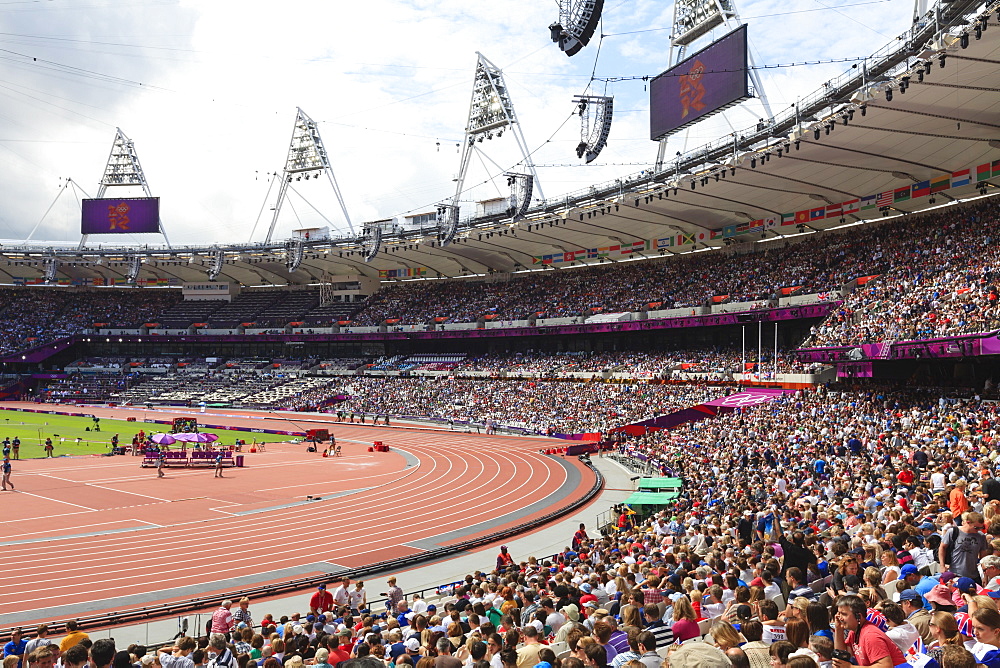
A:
624,490,681,507
637,477,683,491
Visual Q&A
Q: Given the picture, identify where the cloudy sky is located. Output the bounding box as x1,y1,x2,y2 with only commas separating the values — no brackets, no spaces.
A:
0,0,913,246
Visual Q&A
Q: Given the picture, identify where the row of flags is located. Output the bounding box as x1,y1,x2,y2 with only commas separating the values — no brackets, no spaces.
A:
377,267,427,278
533,239,648,265
723,159,1000,240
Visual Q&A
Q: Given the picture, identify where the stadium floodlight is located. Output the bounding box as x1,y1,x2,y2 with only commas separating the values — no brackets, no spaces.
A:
573,95,614,164
285,239,305,272
79,128,171,250
549,0,604,57
207,249,224,281
505,173,533,223
261,108,353,244
452,54,544,220
436,204,460,247
671,0,736,47
358,224,382,263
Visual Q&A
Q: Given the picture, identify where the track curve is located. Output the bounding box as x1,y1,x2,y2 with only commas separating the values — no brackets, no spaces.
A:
0,404,597,626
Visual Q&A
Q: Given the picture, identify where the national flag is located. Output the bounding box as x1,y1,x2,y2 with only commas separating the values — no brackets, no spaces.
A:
951,169,971,188
876,191,894,207
842,199,860,214
930,175,950,193
860,195,877,210
911,180,931,198
955,612,972,637
532,256,544,265
564,251,576,262
723,224,737,237
977,163,992,182
749,218,764,229
894,187,910,203
866,608,888,632
763,217,776,229
586,249,598,259
12,277,24,286
710,229,722,240
809,207,825,221
994,159,1000,177
780,213,796,225
825,203,842,219
378,269,388,277
907,638,927,656
677,233,695,246
608,245,620,252
795,210,810,224
656,237,673,248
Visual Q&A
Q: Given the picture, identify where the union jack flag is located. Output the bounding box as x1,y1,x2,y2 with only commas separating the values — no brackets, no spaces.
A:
866,608,888,631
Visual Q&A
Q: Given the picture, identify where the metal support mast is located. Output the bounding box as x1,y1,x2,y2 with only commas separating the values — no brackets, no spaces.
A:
452,53,544,214
654,0,774,170
79,128,171,249
263,108,353,244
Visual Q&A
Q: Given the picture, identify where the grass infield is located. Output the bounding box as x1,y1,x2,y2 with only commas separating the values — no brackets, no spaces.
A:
0,408,282,459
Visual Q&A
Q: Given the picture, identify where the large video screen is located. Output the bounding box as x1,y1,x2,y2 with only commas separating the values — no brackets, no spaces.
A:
649,25,750,141
81,197,160,235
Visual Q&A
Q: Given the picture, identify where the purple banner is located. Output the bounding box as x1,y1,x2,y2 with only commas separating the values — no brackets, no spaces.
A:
82,197,160,235
623,388,794,433
701,388,794,407
649,25,749,140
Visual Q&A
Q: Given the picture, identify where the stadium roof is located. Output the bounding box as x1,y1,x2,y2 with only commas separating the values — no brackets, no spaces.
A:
1,0,997,287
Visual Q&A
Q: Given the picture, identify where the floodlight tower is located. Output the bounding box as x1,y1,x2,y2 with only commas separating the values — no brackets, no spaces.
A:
451,53,544,223
78,128,171,249
263,108,353,244
654,0,774,169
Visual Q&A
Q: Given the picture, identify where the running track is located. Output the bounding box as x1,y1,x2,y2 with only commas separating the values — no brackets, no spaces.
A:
0,403,596,626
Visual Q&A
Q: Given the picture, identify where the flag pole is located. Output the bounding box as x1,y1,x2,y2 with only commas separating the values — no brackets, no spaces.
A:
758,320,762,383
774,322,779,381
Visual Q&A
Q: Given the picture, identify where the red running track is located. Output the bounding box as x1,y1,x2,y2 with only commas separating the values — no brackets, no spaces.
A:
0,403,596,626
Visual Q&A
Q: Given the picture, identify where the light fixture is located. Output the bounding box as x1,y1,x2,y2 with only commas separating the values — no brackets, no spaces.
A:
940,54,946,68
886,88,893,102
814,128,821,140
960,32,969,48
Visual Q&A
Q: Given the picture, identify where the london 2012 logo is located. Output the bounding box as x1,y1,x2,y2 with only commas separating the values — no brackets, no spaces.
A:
679,59,707,119
715,393,776,407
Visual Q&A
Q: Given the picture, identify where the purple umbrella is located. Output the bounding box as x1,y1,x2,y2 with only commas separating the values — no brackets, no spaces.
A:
150,433,176,445
172,432,197,442
193,433,219,443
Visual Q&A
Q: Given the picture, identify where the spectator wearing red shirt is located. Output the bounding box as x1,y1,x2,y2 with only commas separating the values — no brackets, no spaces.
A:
833,594,906,668
579,584,598,609
310,585,334,615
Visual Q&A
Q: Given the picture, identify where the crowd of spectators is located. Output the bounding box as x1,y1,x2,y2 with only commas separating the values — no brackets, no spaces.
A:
803,200,1000,347
0,288,178,356
327,378,727,434
0,201,998,356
